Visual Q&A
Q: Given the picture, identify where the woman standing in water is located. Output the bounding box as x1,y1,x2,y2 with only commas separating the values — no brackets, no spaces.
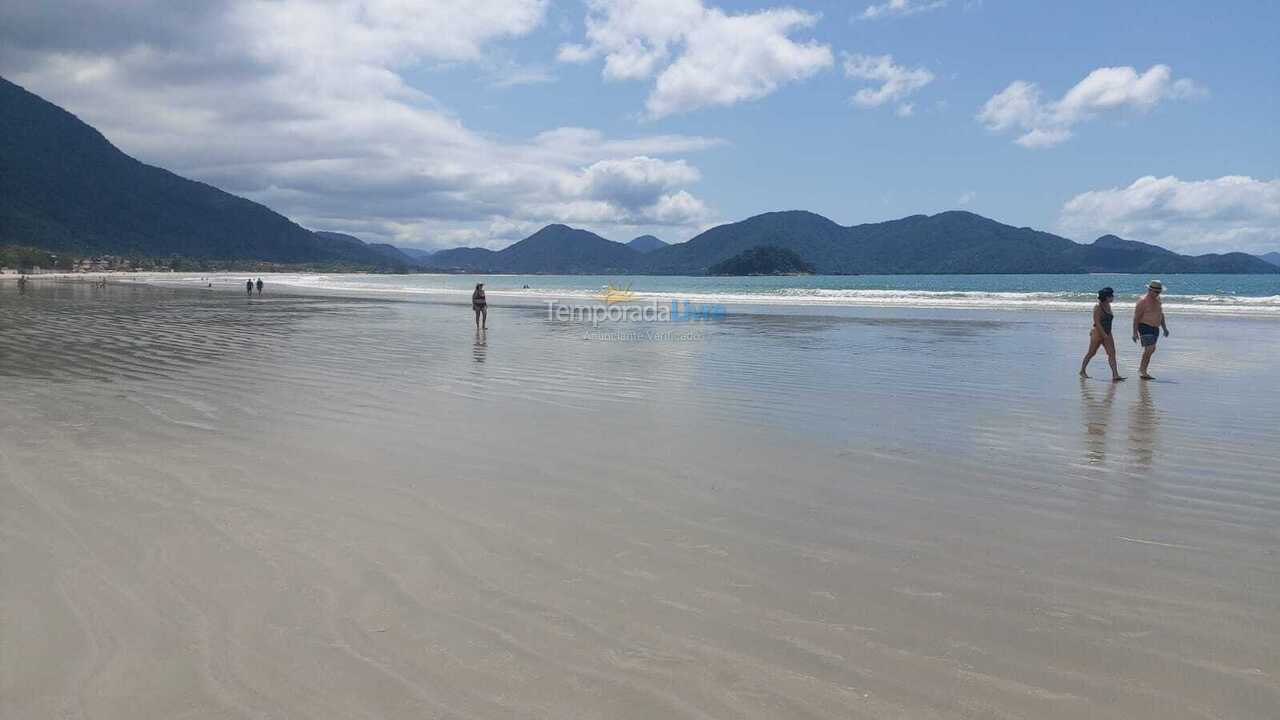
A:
471,282,487,329
1080,287,1125,381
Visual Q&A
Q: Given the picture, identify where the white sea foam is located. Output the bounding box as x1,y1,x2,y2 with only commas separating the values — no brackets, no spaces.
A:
160,274,1280,316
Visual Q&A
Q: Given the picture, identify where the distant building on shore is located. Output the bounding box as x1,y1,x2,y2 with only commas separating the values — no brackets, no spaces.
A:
73,256,122,272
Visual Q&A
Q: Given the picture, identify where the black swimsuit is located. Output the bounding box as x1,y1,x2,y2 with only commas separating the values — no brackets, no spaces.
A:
1099,308,1113,336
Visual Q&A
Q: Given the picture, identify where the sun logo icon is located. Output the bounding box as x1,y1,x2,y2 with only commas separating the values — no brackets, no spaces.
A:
598,282,636,305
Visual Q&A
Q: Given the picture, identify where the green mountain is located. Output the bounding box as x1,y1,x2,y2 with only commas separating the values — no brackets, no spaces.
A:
431,225,639,273
644,211,847,274
627,234,668,253
0,76,394,266
641,210,1089,274
426,246,499,271
707,246,814,275
640,210,1089,274
398,247,436,263
1070,235,1269,273
312,231,419,268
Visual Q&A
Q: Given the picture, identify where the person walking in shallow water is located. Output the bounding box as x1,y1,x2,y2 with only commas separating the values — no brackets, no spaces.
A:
472,282,488,329
1080,287,1125,381
1133,280,1170,380
256,278,263,296
246,279,253,297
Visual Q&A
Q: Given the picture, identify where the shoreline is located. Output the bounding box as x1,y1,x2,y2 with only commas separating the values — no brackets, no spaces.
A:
81,270,1280,318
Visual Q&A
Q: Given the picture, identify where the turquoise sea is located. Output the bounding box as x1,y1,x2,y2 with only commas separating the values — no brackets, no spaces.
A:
168,272,1280,316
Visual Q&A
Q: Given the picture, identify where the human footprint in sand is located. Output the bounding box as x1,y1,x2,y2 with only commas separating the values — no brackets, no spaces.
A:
1132,280,1170,380
1080,286,1125,381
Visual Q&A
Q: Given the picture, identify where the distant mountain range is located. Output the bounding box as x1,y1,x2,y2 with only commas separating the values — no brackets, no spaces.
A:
431,225,643,273
1259,252,1280,267
428,211,1277,275
2,76,1275,276
312,231,418,267
397,247,436,262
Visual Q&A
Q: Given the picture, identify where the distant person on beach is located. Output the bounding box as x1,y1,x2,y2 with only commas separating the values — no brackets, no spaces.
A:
1133,280,1170,379
256,278,264,296
246,279,253,297
1080,287,1125,381
472,282,487,329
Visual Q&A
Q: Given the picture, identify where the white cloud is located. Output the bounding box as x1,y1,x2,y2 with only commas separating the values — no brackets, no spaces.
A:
0,0,721,249
647,190,711,224
858,0,947,20
520,189,709,227
559,0,833,118
552,156,710,225
978,65,1205,148
556,43,596,63
230,0,551,65
843,53,933,115
484,56,557,88
1058,176,1280,254
1014,127,1073,149
957,191,975,206
571,156,699,206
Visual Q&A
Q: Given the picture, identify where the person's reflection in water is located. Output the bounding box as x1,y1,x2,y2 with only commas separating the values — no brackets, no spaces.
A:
473,327,487,364
1080,378,1118,465
1129,379,1159,470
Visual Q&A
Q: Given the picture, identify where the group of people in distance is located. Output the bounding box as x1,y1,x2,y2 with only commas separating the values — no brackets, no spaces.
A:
1080,279,1170,382
246,278,264,297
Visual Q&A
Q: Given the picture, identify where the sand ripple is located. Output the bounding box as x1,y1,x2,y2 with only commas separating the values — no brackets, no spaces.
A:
2,280,1278,719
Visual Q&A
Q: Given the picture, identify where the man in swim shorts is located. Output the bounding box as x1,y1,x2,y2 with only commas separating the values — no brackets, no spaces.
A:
1132,280,1170,379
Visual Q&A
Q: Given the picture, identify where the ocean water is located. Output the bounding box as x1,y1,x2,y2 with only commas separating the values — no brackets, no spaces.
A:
166,272,1280,316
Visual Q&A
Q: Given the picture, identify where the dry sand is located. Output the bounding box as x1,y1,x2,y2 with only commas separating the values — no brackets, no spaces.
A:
2,281,1278,718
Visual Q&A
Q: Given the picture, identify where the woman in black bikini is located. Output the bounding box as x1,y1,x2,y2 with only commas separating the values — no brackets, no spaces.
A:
1080,287,1125,381
472,282,487,329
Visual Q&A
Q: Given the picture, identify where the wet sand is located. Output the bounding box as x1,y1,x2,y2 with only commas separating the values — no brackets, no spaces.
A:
2,281,1278,719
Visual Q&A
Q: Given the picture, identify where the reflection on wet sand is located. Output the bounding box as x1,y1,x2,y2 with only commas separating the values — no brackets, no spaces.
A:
4,282,1280,720
1080,378,1118,465
1129,379,1159,470
0,281,367,382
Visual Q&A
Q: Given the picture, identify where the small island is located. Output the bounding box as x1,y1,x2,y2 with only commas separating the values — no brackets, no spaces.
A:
706,245,816,276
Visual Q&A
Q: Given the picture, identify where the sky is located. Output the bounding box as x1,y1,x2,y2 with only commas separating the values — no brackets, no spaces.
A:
0,0,1277,254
